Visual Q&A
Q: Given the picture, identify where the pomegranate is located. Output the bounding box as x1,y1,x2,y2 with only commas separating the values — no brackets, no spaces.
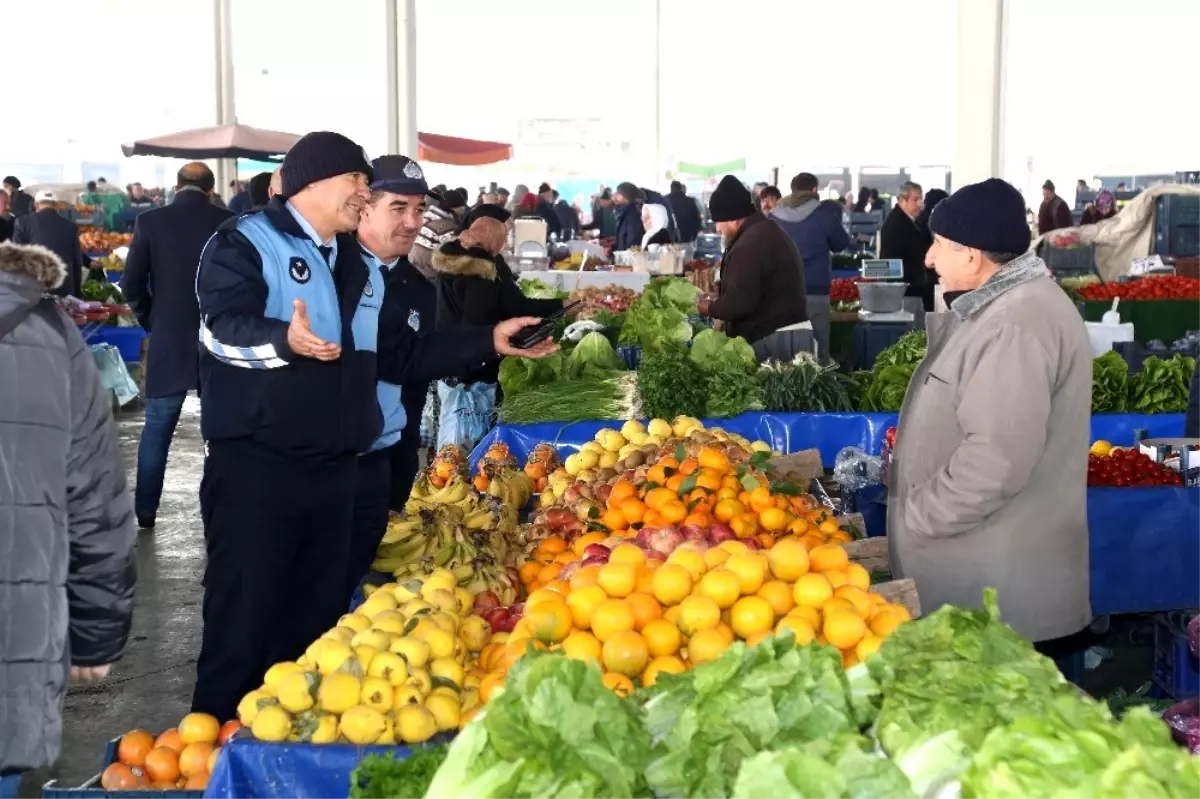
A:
644,525,684,555
580,554,610,568
680,524,708,541
709,522,736,541
474,591,501,614
483,608,509,630
583,544,611,560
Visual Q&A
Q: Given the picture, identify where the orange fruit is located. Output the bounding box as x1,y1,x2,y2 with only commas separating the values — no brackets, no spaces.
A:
789,604,822,631
566,585,608,629
686,628,728,664
544,579,570,596
479,671,505,703
702,547,730,571
642,508,665,528
665,474,686,492
635,565,656,594
651,564,694,606
600,508,628,532
659,500,688,525
118,730,156,767
793,573,834,608
609,481,637,505
697,569,742,609
644,487,677,510
756,533,777,549
714,499,745,523
143,746,181,783
526,597,572,643
591,598,636,642
642,655,687,687
570,564,602,590
678,458,700,476
560,629,603,663
824,569,849,589
748,486,774,513
856,634,882,661
698,446,732,473
185,773,210,790
757,507,789,532
602,672,635,698
537,561,564,583
869,608,909,638
809,544,849,573
178,713,220,746
539,535,568,556
609,543,647,568
574,531,608,557
598,562,637,598
602,630,649,677
775,615,816,646
100,763,142,791
824,610,867,650
663,605,682,626
502,638,546,670
788,518,811,536
724,553,766,595
756,580,796,617
519,561,541,585
714,621,736,645
154,729,184,754
694,471,723,493
843,562,871,591
178,742,214,777
833,585,872,617
642,618,682,657
822,597,858,617
666,547,706,581
677,595,721,636
626,591,663,631
619,498,647,525
217,720,241,746
767,537,811,581
730,596,775,639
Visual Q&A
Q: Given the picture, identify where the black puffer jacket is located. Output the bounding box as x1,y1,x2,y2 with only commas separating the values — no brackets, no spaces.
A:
0,242,136,773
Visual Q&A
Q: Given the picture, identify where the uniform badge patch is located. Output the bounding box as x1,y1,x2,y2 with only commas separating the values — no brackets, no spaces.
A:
403,160,424,179
408,309,421,331
363,280,374,298
289,257,311,284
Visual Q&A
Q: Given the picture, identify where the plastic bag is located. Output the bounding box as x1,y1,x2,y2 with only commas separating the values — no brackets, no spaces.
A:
563,320,606,342
832,446,883,493
436,381,496,453
89,343,139,406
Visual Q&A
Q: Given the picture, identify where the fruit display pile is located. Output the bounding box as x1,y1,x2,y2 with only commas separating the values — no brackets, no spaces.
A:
1078,275,1200,301
1087,441,1186,487
470,418,915,705
830,277,860,310
101,714,239,792
79,228,133,253
567,284,638,318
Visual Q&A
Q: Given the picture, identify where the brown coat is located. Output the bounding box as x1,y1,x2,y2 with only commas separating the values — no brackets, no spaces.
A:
709,212,807,343
1037,195,1073,234
887,252,1092,642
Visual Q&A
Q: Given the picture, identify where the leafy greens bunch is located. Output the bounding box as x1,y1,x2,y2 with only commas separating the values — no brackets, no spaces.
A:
635,634,878,799
858,331,927,412
1091,351,1129,413
760,356,856,412
619,277,700,351
349,744,448,799
1127,354,1195,413
689,329,762,418
423,652,651,798
636,345,709,421
732,734,915,799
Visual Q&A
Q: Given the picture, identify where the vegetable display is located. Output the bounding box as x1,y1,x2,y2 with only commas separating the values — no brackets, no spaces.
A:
830,278,860,311
568,285,638,318
1078,276,1200,301
80,279,125,304
619,277,700,351
1088,447,1185,487
636,346,709,421
760,357,856,413
857,331,926,412
1092,351,1129,413
497,375,639,424
688,329,762,418
350,744,449,799
518,278,568,299
1127,354,1196,413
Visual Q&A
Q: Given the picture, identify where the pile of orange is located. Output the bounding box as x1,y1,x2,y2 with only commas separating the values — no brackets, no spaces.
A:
101,713,240,792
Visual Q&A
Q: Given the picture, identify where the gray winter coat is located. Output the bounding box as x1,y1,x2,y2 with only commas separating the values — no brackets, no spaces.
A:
888,252,1092,642
0,242,136,773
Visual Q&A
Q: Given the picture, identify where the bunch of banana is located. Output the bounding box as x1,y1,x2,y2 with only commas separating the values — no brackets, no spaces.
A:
407,473,473,508
461,557,518,605
485,469,534,510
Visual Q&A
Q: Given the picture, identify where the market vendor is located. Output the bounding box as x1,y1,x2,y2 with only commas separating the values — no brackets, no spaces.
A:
697,175,810,362
888,177,1092,657
346,155,556,600
191,131,382,722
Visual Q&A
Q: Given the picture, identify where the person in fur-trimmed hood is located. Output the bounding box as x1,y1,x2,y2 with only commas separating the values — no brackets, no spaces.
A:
432,204,563,384
0,241,136,788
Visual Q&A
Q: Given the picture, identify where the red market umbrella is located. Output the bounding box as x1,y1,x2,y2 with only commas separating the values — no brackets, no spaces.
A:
417,133,512,166
121,123,300,160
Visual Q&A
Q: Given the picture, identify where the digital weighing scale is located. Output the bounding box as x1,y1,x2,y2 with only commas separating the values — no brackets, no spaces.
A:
857,258,914,323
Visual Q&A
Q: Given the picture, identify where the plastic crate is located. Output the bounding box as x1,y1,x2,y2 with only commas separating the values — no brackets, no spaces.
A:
1154,194,1200,258
89,327,146,363
42,737,202,798
1152,613,1200,699
1043,244,1096,276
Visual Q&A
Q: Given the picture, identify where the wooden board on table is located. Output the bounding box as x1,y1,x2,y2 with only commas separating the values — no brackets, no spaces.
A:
836,512,865,539
768,448,824,483
871,577,920,618
844,535,890,573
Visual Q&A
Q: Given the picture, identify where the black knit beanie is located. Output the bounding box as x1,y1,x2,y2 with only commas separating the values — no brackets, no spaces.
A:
615,182,643,203
929,178,1031,255
280,131,373,198
709,175,755,222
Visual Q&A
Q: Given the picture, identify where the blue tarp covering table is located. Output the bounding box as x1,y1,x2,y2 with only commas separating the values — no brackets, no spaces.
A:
471,412,1186,471
205,735,444,799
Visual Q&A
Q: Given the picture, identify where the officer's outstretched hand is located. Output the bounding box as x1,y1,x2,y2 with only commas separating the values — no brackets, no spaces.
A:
288,299,342,361
494,317,560,359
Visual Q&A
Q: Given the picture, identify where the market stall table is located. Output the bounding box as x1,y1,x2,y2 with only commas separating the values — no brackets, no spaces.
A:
1079,299,1199,345
514,270,652,293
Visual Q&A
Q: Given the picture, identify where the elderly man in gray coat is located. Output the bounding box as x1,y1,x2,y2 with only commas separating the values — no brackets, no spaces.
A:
888,178,1092,656
0,242,136,796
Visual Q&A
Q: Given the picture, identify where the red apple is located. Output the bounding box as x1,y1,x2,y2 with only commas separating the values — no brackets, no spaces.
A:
508,602,525,618
645,525,684,555
483,608,509,629
594,484,613,504
581,554,610,568
680,524,708,541
474,591,501,614
584,544,611,559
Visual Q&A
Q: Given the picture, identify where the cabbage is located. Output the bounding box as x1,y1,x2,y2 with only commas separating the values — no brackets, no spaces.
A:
566,331,625,378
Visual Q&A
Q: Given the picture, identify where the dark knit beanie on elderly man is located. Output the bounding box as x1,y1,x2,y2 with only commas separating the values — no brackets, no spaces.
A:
280,131,373,197
708,175,756,223
929,178,1031,255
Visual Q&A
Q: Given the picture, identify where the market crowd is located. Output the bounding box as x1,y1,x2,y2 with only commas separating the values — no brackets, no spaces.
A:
3,128,1195,794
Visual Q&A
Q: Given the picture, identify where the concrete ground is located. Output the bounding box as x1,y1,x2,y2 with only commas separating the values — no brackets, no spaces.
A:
22,397,205,797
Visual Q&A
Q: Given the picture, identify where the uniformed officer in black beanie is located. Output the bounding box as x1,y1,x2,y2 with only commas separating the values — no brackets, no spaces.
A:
191,130,381,722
